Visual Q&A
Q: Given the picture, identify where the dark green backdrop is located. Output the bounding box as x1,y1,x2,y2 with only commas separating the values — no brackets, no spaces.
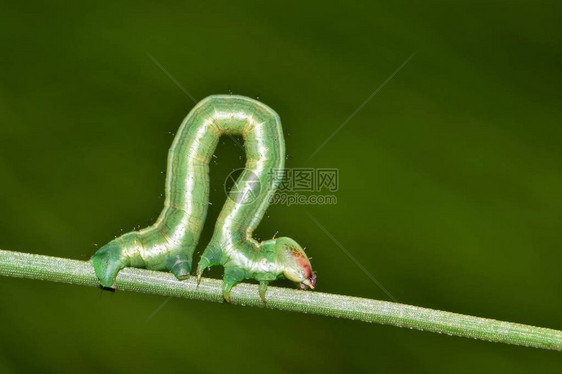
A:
1,1,561,372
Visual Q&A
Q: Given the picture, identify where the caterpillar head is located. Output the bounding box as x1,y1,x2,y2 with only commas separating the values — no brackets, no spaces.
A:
275,237,316,290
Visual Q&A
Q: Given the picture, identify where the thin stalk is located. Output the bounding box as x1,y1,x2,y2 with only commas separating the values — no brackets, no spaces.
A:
1,249,560,351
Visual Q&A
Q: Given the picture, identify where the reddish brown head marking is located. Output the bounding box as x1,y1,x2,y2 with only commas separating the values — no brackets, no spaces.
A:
288,246,315,289
275,238,316,290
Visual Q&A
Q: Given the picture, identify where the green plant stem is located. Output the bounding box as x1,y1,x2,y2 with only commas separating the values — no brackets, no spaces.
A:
1,249,560,351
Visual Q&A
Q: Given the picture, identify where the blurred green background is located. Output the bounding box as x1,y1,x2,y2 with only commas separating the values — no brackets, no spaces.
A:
1,0,561,372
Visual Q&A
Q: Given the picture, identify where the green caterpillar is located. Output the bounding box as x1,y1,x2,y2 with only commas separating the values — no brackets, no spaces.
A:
91,95,316,302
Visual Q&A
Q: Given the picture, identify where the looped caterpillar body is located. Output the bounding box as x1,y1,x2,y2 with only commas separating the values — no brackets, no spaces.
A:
91,95,316,301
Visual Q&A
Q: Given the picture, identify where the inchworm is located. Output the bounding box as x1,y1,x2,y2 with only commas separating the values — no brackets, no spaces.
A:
91,95,316,301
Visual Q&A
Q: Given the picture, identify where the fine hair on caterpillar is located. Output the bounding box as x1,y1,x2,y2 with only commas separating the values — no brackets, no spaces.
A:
91,95,316,302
